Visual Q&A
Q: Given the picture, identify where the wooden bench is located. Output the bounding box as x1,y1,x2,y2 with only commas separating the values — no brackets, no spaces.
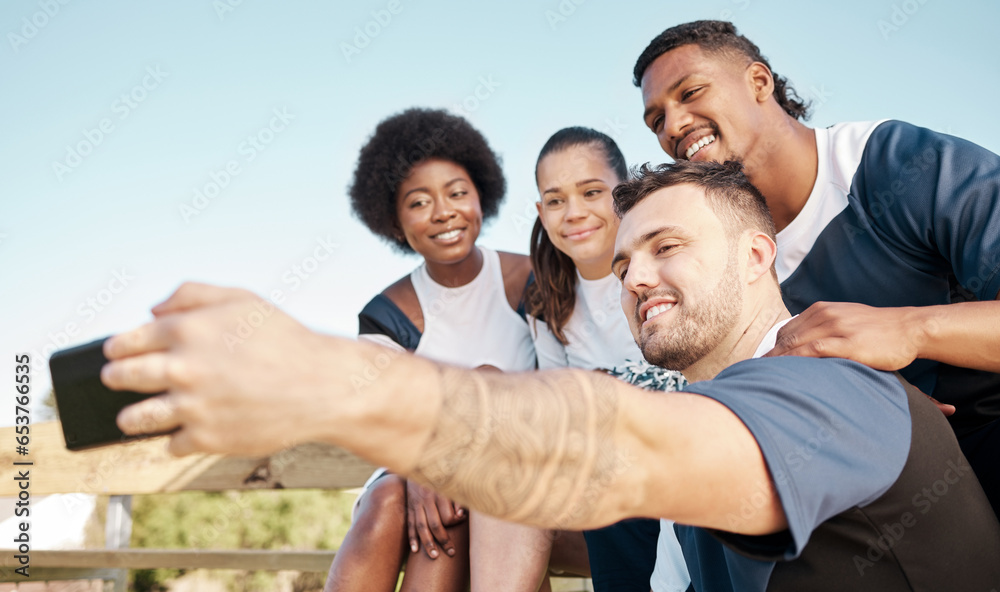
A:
0,422,592,591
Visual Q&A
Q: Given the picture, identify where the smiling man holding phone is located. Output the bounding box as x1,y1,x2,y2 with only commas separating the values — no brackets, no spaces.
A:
96,160,1000,591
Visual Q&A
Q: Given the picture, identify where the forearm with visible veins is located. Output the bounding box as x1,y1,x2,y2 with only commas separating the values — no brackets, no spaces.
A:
408,366,629,529
918,300,1000,372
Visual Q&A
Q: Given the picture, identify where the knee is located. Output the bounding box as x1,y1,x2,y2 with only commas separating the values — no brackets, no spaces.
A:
356,474,407,528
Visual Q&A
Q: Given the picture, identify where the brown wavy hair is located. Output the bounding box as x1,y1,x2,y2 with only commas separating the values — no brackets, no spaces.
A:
526,127,627,345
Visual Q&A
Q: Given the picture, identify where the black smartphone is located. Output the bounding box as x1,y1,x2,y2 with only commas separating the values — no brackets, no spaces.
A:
49,337,169,451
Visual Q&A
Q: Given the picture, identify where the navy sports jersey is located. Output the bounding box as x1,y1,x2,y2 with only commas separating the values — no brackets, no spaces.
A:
676,356,1000,591
776,120,1000,432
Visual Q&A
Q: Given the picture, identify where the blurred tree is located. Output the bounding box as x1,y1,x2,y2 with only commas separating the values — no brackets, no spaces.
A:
129,489,355,591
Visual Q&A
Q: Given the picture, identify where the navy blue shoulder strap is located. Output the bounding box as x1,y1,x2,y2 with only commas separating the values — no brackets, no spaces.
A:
517,271,535,323
358,293,422,351
516,271,535,322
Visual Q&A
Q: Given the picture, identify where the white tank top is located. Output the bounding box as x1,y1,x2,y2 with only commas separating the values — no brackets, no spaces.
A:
530,270,642,370
411,246,536,372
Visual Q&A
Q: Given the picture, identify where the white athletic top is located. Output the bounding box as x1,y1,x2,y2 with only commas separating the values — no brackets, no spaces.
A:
529,270,643,370
409,246,536,371
528,270,690,592
359,247,536,371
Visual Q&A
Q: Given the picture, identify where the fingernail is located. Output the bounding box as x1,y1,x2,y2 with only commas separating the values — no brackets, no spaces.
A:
411,543,418,553
447,548,455,556
430,550,438,558
116,407,135,432
100,363,113,385
103,337,118,359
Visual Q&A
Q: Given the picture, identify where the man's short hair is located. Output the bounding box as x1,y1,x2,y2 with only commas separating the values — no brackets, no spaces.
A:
613,160,777,246
632,20,810,121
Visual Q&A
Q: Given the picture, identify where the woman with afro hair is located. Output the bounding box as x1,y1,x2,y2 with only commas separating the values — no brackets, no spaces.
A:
323,108,584,592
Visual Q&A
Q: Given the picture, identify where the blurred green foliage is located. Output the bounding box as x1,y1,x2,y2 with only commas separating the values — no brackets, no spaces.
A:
128,489,356,591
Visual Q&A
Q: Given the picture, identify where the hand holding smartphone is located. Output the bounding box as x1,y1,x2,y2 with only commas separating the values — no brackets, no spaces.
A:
49,337,171,451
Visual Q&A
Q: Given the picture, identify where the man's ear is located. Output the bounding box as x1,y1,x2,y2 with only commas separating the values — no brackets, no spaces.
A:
746,231,777,284
747,62,775,105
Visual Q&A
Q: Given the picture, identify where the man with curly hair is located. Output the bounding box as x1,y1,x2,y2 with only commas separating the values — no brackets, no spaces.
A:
634,20,1000,519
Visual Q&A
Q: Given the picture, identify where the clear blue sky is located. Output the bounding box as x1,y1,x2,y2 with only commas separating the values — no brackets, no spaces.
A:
2,0,999,423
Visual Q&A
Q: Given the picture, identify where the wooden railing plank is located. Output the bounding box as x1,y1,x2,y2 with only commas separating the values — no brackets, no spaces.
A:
0,567,124,582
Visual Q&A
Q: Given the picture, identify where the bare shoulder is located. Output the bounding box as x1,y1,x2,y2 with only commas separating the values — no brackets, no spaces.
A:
382,275,424,333
497,251,532,312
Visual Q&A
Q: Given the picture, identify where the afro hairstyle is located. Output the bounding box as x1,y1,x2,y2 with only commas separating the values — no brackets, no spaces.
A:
349,107,507,254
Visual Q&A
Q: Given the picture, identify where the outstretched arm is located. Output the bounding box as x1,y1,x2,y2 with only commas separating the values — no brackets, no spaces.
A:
407,363,783,534
104,282,785,534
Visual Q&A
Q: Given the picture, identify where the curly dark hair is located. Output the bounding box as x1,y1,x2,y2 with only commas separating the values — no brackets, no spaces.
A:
632,20,810,121
349,108,507,254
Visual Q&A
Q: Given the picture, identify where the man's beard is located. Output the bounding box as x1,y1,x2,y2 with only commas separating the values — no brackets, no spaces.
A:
639,249,742,372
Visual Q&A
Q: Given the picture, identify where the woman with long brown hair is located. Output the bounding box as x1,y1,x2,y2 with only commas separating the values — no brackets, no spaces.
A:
526,127,690,592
